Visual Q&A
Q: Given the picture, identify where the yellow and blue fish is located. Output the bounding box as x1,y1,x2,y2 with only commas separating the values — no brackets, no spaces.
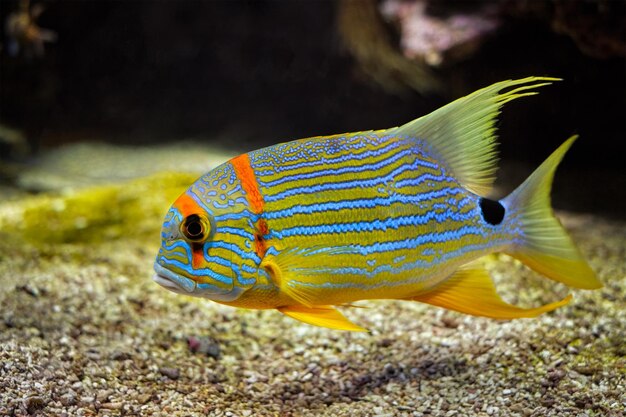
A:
153,77,602,331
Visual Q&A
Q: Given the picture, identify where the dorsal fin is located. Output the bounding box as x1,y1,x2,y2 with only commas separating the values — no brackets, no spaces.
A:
388,77,560,196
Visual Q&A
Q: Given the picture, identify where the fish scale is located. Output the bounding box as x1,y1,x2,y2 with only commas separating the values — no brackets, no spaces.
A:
154,77,602,331
253,137,484,286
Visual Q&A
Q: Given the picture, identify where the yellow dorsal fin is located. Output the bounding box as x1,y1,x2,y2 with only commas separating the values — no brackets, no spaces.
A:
411,265,572,319
278,305,367,332
388,77,560,196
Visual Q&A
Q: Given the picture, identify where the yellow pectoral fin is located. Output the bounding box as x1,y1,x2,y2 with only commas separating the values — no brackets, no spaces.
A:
278,305,368,332
411,267,572,319
262,246,362,307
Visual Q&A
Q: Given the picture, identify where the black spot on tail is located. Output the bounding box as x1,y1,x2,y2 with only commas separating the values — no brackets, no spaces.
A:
479,197,505,225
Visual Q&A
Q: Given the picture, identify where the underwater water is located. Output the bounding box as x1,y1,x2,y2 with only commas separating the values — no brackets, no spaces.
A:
1,1,625,416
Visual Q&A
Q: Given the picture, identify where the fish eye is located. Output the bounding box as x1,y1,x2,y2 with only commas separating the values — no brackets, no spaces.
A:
181,214,211,243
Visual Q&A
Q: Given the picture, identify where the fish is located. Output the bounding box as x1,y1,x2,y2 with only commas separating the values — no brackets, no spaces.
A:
153,77,602,331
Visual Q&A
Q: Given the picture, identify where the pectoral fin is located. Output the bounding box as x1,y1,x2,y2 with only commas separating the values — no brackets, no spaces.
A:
278,305,367,332
262,246,361,307
411,266,572,319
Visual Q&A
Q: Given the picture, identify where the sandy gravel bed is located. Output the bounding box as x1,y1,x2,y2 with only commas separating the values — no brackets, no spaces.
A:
0,177,624,416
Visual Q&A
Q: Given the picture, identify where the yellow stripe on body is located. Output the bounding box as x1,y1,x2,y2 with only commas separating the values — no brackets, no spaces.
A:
249,132,509,305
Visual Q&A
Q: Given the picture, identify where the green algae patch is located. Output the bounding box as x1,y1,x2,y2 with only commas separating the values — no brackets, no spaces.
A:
0,171,198,244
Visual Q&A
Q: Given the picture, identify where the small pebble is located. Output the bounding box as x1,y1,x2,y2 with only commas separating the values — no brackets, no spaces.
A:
137,394,152,404
59,394,76,407
159,367,180,380
23,396,46,414
18,285,40,297
575,365,598,376
100,402,123,410
110,350,132,361
187,336,221,359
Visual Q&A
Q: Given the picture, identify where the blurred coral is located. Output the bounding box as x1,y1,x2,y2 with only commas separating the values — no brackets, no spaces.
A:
550,0,625,59
5,0,57,58
502,0,625,59
380,0,500,67
337,0,441,95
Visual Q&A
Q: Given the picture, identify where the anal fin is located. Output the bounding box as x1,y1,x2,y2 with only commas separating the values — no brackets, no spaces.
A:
410,266,572,319
278,305,367,332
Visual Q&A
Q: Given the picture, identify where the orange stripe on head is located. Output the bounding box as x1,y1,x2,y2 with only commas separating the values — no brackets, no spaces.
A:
231,153,265,214
173,193,204,218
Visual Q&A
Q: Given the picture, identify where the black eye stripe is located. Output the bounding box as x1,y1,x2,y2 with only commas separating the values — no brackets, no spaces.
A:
479,197,505,226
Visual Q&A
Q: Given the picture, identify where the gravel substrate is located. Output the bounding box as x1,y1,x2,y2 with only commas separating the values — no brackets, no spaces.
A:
0,171,624,416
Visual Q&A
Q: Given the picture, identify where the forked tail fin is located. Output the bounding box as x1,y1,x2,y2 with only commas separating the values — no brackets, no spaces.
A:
502,136,602,289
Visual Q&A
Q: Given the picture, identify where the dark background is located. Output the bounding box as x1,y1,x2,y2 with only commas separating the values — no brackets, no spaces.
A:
1,0,624,216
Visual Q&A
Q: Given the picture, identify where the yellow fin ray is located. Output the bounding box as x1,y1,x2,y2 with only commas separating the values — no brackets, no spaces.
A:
278,305,367,332
261,246,360,307
502,136,602,289
389,77,560,195
411,266,572,319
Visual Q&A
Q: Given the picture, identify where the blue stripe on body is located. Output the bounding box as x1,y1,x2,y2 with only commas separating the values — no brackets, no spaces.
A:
163,240,191,254
394,173,456,188
188,189,215,216
264,187,464,220
251,134,376,169
227,185,243,195
346,224,488,255
262,162,449,202
252,135,429,175
212,197,249,210
218,226,255,240
286,238,508,293
212,191,469,224
208,240,261,264
257,147,436,187
272,208,476,238
292,239,505,280
213,210,255,222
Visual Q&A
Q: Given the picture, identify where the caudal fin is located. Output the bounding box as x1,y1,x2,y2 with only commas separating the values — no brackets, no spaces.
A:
502,136,602,289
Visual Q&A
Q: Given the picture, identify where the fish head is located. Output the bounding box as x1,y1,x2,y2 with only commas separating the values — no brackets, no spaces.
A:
153,166,256,302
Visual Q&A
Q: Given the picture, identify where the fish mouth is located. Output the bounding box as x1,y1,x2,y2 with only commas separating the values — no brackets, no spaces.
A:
152,262,244,302
153,263,197,294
